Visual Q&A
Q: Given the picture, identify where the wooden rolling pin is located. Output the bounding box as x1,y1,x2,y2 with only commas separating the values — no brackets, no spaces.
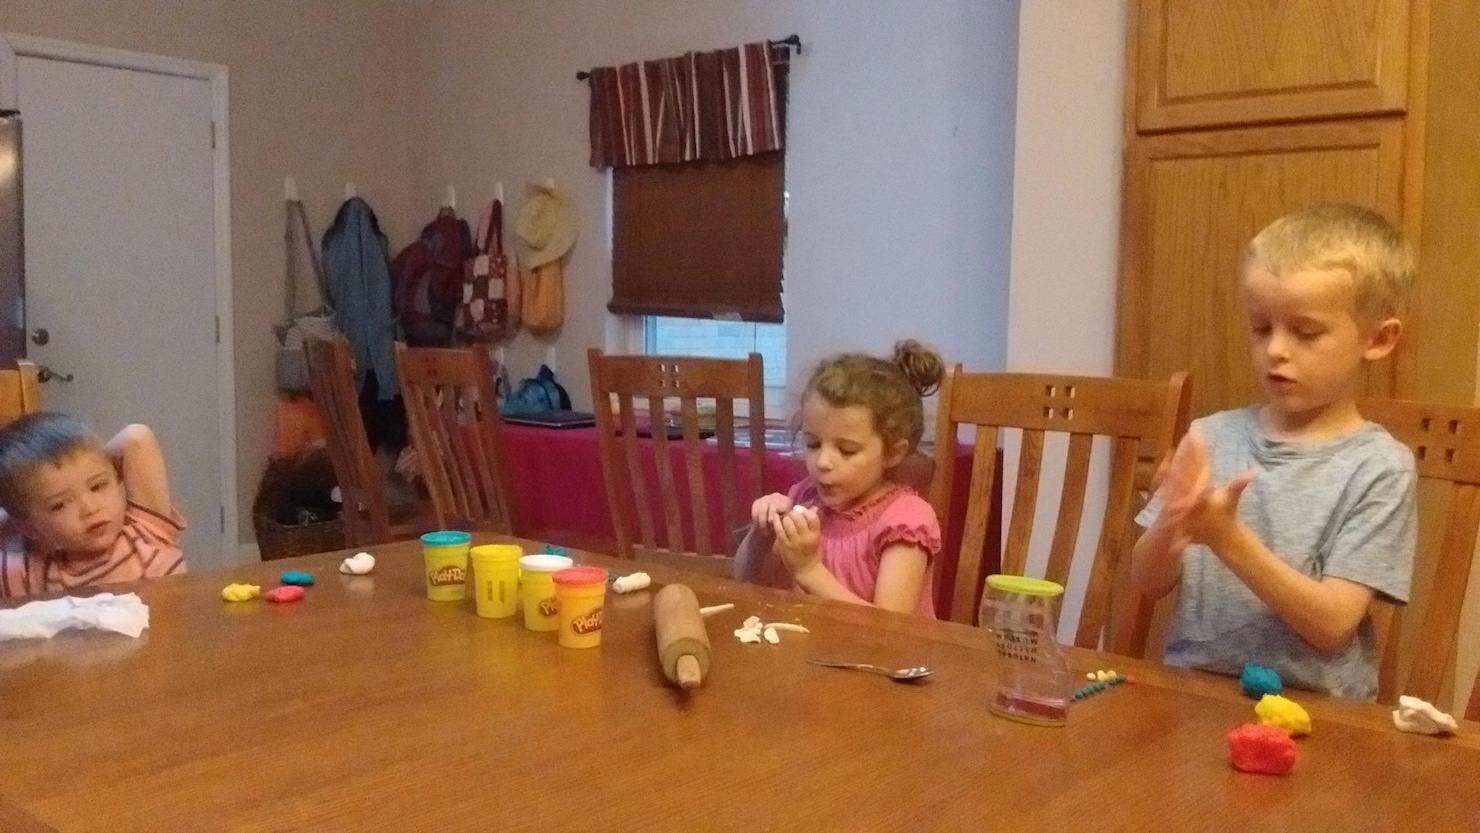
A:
654,584,711,690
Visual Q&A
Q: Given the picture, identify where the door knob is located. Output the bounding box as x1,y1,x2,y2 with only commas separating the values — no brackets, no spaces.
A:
36,365,74,384
30,328,49,346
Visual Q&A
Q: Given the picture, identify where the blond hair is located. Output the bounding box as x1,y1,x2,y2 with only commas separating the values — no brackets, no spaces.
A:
1244,203,1414,322
802,340,944,452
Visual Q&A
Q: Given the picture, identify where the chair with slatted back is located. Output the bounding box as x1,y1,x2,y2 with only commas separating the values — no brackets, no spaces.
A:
929,369,1190,648
1357,397,1480,708
395,344,516,534
303,335,398,547
588,349,766,577
0,360,40,427
1470,663,1480,721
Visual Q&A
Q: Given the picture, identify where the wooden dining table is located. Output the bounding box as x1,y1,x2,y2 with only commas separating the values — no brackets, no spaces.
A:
1,536,1477,831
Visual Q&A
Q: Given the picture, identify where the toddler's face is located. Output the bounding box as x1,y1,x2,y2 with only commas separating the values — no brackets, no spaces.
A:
1241,266,1389,419
799,394,906,511
17,449,127,555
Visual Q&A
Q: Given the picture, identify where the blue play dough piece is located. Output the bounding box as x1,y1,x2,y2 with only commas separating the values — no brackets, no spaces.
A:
1241,663,1282,698
542,545,568,556
280,570,316,587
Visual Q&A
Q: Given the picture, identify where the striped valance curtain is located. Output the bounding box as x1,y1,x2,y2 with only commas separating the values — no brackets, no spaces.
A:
588,41,788,169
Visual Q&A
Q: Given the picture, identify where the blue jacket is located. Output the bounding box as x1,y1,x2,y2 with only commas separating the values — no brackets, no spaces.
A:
322,198,398,398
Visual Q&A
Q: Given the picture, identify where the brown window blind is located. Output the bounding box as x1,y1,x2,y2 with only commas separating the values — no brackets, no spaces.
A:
609,151,785,323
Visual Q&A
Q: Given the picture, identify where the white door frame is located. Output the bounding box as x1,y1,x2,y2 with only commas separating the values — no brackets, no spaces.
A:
0,33,238,556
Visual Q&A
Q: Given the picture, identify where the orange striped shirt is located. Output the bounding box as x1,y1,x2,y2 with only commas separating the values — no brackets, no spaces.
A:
0,502,186,600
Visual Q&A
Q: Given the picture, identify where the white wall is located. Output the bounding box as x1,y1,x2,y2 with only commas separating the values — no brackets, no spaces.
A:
404,0,1019,404
1003,0,1127,638
1007,0,1124,376
0,0,416,544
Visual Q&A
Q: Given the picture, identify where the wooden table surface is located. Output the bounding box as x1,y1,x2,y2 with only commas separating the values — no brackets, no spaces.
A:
2,536,1477,832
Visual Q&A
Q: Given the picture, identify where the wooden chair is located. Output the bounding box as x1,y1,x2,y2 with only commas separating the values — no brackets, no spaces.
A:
304,335,402,547
395,344,516,534
0,360,40,427
1358,397,1480,709
588,349,765,577
930,369,1190,648
1472,662,1480,722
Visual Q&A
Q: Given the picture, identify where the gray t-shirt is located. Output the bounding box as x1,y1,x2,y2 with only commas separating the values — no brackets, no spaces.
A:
1137,407,1416,700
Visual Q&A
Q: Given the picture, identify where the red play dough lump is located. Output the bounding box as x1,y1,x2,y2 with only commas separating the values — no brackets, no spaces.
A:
265,585,306,604
1227,723,1297,775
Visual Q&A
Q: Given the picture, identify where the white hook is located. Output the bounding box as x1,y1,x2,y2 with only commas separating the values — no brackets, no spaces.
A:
283,176,299,202
444,184,457,209
495,346,507,366
343,182,357,200
495,181,505,202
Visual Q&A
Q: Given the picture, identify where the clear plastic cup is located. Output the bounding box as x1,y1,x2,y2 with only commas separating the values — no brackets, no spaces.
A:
980,574,1075,726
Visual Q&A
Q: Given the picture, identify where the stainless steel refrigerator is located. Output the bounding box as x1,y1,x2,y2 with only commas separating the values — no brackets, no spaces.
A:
0,110,21,364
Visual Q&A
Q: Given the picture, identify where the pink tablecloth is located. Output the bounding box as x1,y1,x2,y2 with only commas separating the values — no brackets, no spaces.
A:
502,424,999,619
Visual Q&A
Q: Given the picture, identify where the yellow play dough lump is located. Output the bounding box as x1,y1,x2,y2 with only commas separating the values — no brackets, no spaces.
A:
1255,694,1311,737
221,583,261,602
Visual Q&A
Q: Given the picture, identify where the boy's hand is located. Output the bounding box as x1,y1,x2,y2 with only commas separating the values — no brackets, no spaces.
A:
751,493,794,531
1157,431,1255,550
105,424,172,518
772,506,821,575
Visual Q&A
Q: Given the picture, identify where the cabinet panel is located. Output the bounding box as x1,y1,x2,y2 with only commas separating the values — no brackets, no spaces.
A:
1135,0,1410,131
1116,120,1406,418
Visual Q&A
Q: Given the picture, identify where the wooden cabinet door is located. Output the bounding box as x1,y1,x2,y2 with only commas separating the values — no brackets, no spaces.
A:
1134,0,1412,132
1115,119,1405,419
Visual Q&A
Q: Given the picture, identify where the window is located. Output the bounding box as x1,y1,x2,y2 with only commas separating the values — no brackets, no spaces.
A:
644,316,787,387
600,45,791,390
617,155,790,388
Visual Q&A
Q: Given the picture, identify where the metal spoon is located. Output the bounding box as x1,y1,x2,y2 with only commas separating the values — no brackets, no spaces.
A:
807,658,934,682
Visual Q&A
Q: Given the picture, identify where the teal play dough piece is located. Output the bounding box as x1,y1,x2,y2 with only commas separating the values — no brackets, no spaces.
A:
280,570,315,587
1241,663,1283,699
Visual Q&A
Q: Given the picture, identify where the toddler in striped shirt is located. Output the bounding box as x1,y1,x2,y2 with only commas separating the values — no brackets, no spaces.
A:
0,413,185,599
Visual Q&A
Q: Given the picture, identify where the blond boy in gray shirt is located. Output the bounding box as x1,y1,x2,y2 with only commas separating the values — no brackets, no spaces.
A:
1133,204,1417,701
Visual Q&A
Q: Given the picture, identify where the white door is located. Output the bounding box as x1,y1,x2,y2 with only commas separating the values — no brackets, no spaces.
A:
18,55,224,565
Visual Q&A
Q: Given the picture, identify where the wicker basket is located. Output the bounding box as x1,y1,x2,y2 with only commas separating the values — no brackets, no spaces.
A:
251,449,345,561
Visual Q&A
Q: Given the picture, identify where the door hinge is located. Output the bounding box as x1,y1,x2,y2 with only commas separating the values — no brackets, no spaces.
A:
219,505,225,534
210,121,217,149
215,315,221,344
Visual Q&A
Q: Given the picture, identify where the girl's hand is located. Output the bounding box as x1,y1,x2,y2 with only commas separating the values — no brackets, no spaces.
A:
751,493,794,530
772,506,821,574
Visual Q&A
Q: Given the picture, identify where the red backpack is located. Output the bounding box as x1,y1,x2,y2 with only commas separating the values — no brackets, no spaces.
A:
391,209,473,346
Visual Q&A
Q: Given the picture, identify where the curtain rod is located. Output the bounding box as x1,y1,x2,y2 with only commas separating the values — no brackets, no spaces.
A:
575,34,801,81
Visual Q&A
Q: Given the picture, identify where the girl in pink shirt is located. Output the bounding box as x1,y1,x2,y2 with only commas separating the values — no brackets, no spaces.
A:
740,341,944,617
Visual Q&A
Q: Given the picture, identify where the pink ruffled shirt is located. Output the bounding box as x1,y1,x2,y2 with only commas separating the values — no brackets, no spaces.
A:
786,479,941,618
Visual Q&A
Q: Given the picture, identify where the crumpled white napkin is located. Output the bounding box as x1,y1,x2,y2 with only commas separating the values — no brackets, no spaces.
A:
0,592,150,641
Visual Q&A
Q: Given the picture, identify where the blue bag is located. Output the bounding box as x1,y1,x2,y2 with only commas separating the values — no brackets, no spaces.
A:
501,365,572,416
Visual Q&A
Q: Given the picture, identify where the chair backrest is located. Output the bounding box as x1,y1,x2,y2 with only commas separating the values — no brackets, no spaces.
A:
1471,663,1480,722
587,349,766,577
395,344,515,534
1357,397,1480,707
930,369,1190,647
0,361,40,427
304,335,392,547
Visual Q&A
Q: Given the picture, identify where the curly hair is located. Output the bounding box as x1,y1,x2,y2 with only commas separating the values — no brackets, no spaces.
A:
801,339,945,452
